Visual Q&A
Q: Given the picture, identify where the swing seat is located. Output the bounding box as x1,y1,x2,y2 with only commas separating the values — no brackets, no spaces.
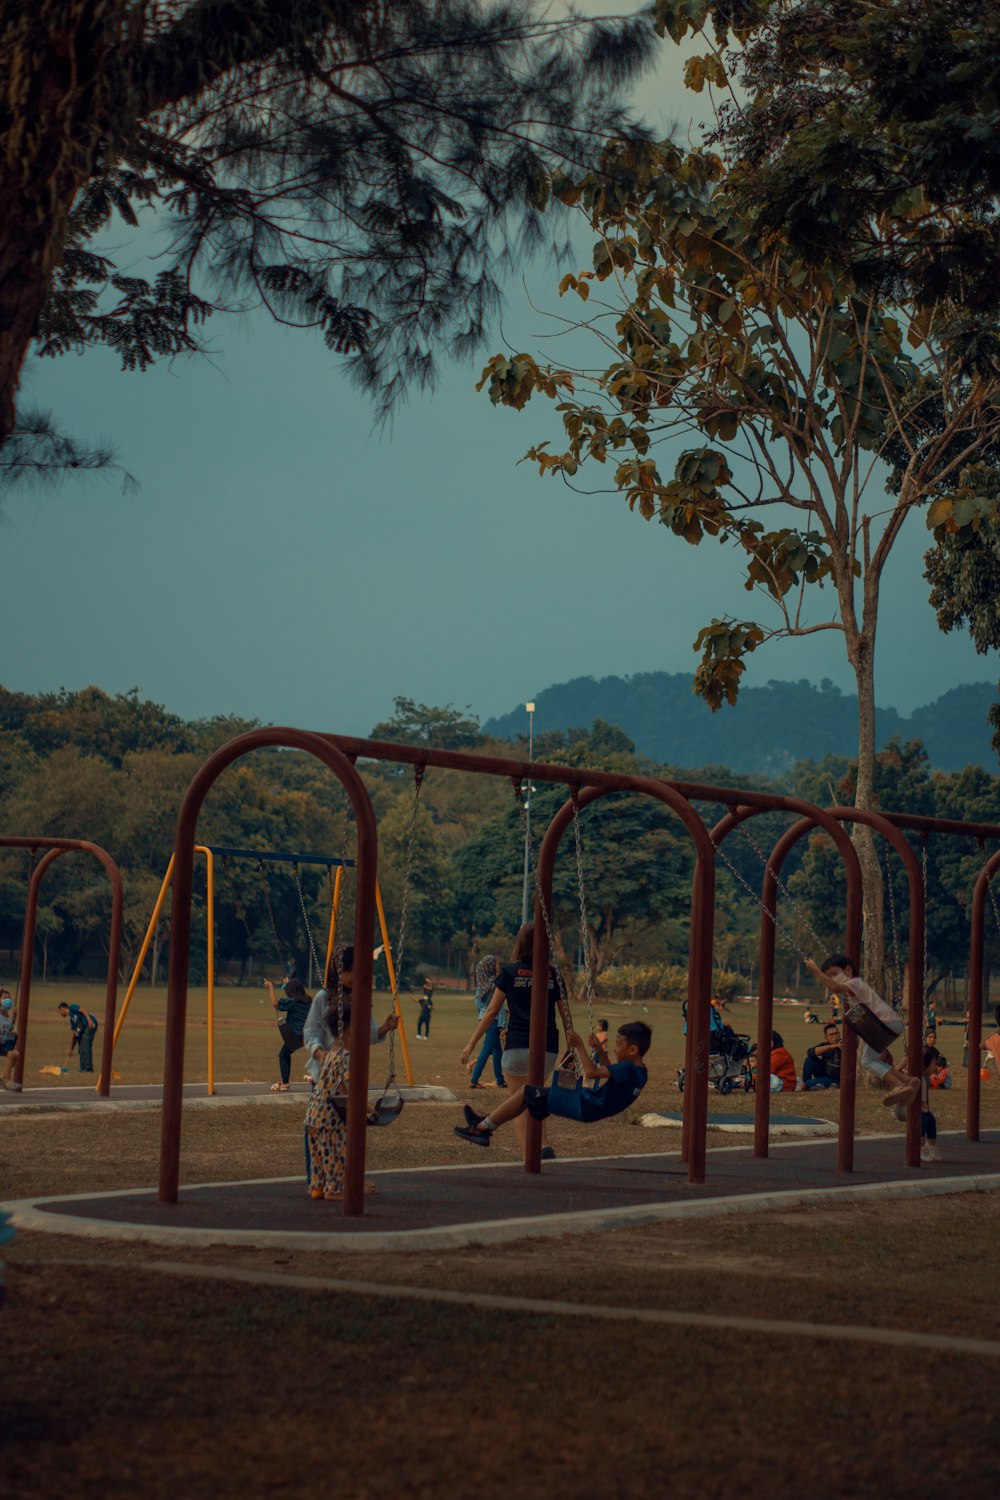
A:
330,1094,405,1127
843,1002,899,1054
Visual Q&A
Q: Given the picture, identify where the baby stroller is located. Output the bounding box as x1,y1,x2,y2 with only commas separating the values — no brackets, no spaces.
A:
677,1001,753,1097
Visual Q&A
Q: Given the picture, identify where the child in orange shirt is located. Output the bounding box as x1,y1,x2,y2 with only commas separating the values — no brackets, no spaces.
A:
769,1030,797,1092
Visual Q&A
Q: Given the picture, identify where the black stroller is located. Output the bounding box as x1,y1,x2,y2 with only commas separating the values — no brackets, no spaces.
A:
677,1001,753,1096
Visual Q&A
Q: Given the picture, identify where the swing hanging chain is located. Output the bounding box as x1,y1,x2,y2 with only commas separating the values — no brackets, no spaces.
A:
714,831,811,965
512,778,578,1074
883,836,904,1012
980,838,1000,940
256,858,285,966
734,816,826,956
569,787,598,1038
292,863,323,983
381,764,426,1097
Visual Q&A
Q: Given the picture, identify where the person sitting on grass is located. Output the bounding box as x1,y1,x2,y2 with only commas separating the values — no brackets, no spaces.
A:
57,1001,98,1074
802,1023,841,1090
769,1031,797,1092
805,954,919,1114
453,1021,651,1147
928,1052,951,1090
0,992,21,1092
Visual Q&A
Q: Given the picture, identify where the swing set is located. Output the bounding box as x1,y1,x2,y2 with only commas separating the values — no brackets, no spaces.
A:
112,838,418,1098
154,725,1000,1219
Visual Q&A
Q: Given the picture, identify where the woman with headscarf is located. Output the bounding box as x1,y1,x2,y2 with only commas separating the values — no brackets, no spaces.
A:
468,954,506,1090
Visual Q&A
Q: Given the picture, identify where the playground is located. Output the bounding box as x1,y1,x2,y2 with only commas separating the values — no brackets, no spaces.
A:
5,735,1000,1498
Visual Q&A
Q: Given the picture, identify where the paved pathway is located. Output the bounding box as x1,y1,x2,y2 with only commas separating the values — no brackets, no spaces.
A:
0,1081,455,1113
7,1130,1000,1251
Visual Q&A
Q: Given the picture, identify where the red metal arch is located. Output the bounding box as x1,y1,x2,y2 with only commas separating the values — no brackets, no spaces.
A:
158,729,379,1215
531,781,717,1184
967,847,1000,1141
1,836,123,1096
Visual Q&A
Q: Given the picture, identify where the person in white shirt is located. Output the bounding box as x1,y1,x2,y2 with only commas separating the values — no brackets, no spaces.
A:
302,943,398,1084
300,944,399,1183
806,953,920,1112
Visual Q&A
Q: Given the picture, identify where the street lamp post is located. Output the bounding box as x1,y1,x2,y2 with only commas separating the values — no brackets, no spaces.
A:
520,701,535,925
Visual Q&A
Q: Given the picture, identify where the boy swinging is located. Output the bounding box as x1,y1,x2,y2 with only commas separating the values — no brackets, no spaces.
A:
453,1020,651,1146
805,953,920,1113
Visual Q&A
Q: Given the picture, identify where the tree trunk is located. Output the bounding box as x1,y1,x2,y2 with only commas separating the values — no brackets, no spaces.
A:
850,590,886,996
0,3,129,448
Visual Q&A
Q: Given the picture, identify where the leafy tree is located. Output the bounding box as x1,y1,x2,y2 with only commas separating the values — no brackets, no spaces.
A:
657,0,1000,318
1,0,657,475
369,697,484,751
451,723,695,990
924,497,1000,758
478,132,1000,979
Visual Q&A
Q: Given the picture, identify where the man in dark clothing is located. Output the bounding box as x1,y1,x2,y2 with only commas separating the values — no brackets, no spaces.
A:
802,1022,841,1089
58,1002,98,1072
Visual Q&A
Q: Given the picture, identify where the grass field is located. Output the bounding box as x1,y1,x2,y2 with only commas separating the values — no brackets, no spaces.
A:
4,983,1000,1498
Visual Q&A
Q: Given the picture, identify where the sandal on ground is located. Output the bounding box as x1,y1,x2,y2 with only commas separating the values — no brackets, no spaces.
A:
270,1082,290,1092
1,1079,21,1092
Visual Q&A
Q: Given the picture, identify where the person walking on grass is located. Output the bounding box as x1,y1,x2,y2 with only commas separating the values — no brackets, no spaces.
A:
460,921,567,1161
57,1001,98,1073
415,976,434,1039
469,954,506,1090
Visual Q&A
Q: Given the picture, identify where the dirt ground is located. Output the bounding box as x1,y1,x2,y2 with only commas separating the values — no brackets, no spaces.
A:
4,987,1000,1498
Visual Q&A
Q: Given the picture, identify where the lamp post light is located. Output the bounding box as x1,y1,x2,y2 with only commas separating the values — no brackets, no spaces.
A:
520,701,535,925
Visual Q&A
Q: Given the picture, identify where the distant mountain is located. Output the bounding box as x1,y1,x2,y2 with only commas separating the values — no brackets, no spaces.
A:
483,673,999,775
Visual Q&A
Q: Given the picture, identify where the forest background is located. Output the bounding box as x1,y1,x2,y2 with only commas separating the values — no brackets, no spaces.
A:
3,683,998,1010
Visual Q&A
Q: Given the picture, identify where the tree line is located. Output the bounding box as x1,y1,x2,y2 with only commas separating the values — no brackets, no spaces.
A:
2,687,998,1003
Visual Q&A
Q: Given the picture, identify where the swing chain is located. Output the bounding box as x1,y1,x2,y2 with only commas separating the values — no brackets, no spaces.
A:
512,778,577,1073
382,764,425,1096
222,857,262,984
735,816,826,955
569,786,598,1038
292,862,323,985
883,837,904,1011
256,858,285,967
980,838,1000,939
714,826,810,964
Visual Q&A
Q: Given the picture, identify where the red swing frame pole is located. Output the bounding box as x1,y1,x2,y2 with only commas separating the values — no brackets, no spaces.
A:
967,847,1000,1141
4,837,123,1096
531,778,715,1184
158,729,379,1216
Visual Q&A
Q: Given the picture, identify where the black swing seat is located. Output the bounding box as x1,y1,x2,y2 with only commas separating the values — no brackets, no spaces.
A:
330,1093,405,1127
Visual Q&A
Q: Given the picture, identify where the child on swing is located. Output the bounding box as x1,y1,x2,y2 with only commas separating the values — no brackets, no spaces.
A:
453,1020,651,1147
805,953,920,1113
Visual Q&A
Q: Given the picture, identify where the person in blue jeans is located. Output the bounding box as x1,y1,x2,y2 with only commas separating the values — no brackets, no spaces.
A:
57,1002,98,1072
469,954,506,1089
454,1020,651,1146
802,1022,841,1089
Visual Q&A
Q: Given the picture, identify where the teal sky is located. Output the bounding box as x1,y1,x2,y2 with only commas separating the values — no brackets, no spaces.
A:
4,14,994,740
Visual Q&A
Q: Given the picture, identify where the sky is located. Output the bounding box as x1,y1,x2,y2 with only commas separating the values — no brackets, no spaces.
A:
3,9,994,741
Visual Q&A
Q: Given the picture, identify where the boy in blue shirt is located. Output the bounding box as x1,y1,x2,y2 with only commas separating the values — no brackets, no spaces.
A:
57,1001,99,1073
454,1020,651,1146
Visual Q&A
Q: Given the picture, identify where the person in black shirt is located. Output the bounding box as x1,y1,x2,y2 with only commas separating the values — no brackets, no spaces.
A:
460,922,566,1157
415,977,434,1038
802,1022,841,1090
265,976,312,1091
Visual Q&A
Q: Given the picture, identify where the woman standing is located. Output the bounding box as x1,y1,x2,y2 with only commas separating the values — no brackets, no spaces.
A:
264,976,311,1092
460,923,566,1158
